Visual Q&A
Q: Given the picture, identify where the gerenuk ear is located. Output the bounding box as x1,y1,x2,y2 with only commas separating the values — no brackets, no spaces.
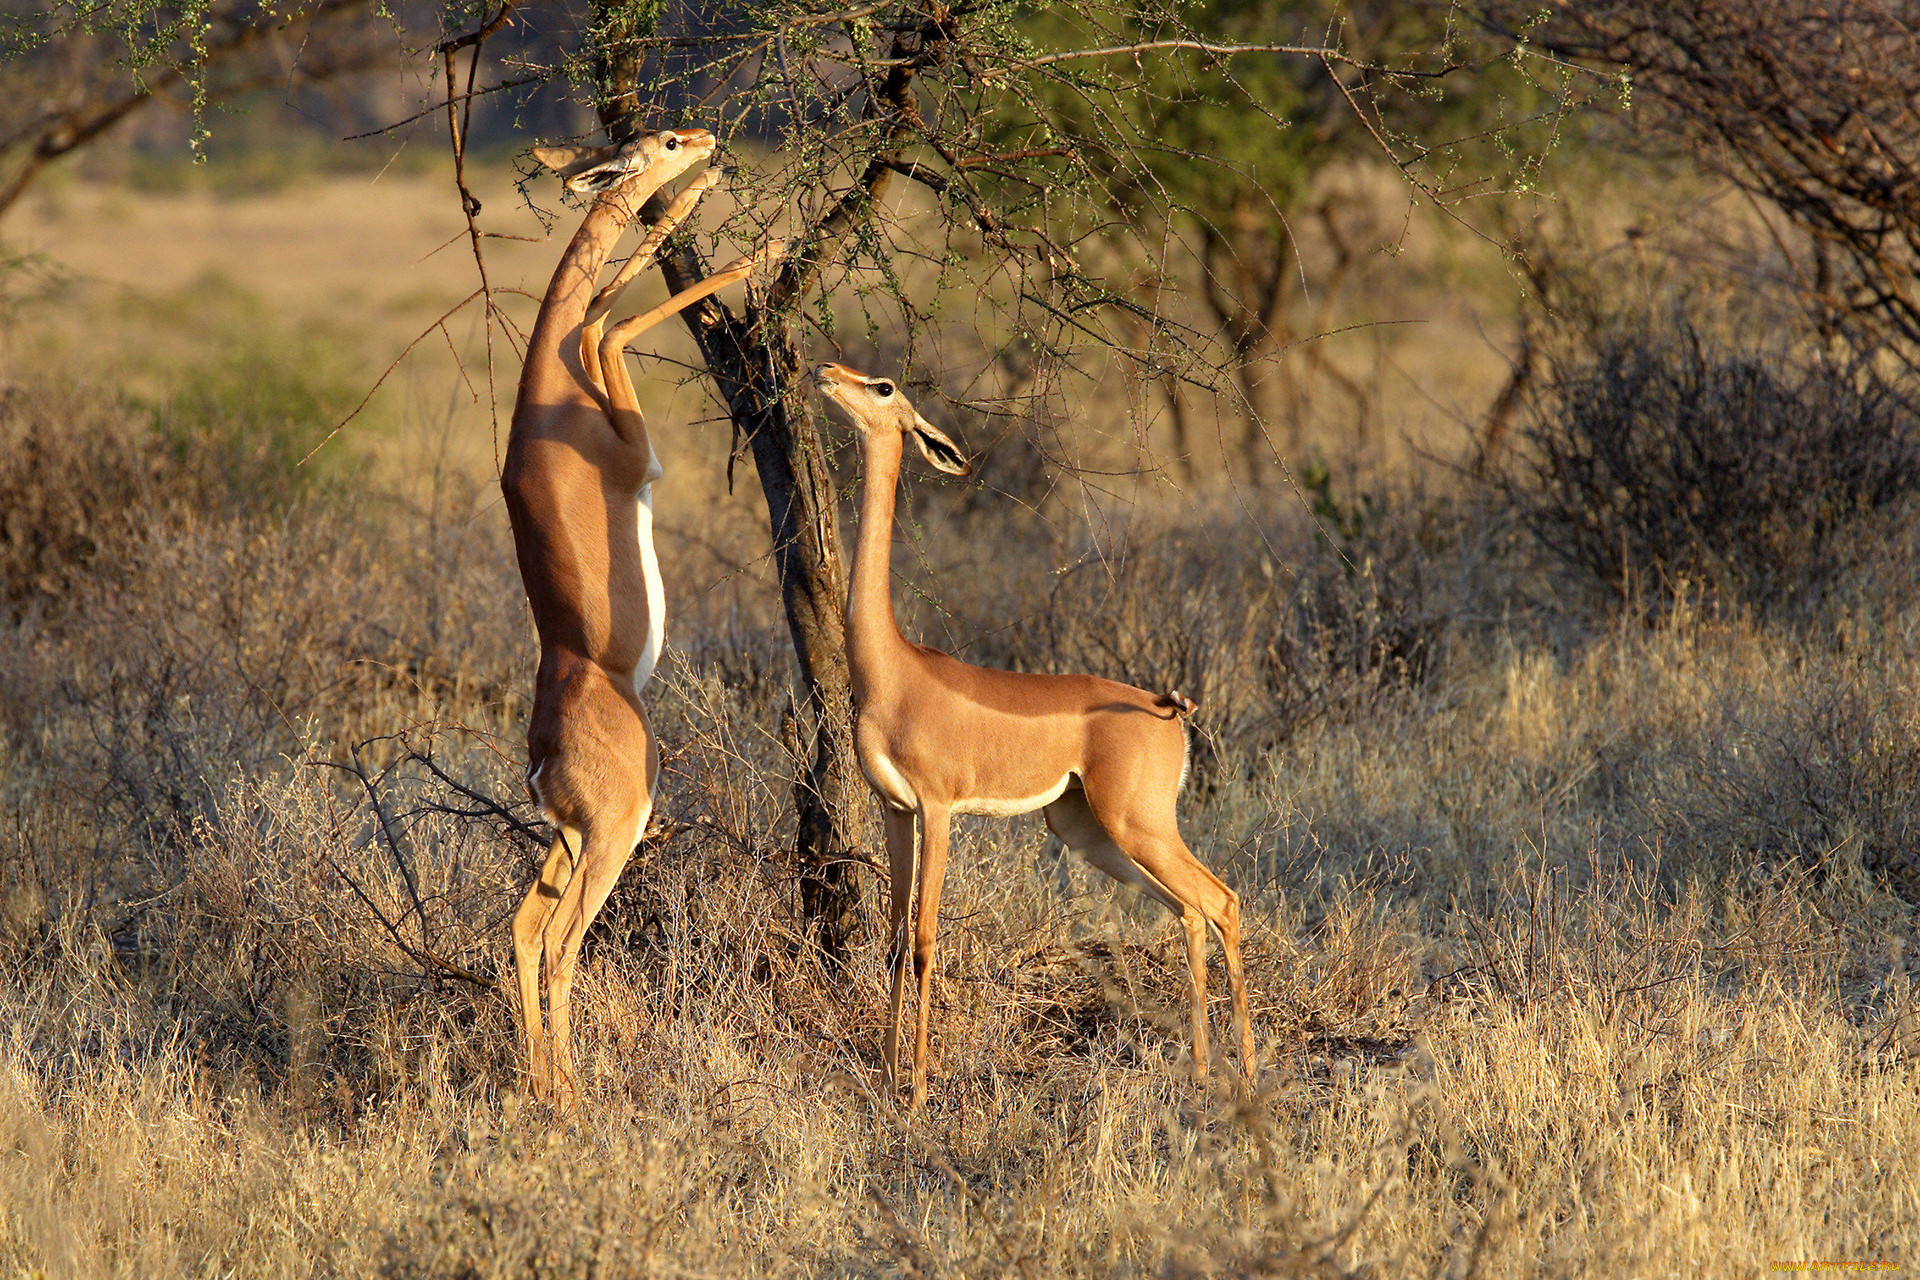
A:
532,142,644,192
910,414,973,477
532,143,603,172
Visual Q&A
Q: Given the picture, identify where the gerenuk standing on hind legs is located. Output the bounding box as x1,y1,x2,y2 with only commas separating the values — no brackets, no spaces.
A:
505,128,766,1115
812,362,1256,1111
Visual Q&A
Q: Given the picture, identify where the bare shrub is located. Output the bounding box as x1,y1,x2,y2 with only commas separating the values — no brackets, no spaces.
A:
1495,0,1920,354
12,511,424,867
1500,319,1920,616
0,367,363,628
0,461,523,959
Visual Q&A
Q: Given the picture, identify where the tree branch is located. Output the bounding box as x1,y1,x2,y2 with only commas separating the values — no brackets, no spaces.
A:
998,39,1453,77
0,0,377,219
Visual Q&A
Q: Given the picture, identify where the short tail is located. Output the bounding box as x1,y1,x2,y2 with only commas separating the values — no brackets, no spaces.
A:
1156,689,1199,718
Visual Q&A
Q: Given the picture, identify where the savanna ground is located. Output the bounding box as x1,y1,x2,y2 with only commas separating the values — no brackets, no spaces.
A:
0,141,1917,1278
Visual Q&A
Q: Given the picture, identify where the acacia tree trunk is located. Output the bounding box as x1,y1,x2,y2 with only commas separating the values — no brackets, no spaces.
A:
674,311,866,964
592,160,871,967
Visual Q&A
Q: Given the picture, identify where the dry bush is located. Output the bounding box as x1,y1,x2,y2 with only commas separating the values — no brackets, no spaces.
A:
0,376,529,1089
1498,0,1920,354
0,499,521,882
1632,618,1920,900
0,344,367,628
1498,317,1920,617
914,485,1477,788
1265,601,1920,901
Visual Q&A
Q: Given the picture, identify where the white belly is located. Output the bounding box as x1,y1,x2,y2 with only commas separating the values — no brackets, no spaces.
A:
861,754,1074,819
952,772,1072,818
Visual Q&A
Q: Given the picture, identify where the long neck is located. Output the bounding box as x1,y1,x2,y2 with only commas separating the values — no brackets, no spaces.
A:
522,185,647,384
846,430,912,687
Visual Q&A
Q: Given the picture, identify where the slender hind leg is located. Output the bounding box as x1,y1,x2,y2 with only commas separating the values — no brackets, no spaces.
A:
1117,830,1252,1083
512,825,577,1100
539,800,647,1116
1180,900,1213,1076
1046,790,1256,1083
1221,894,1254,1077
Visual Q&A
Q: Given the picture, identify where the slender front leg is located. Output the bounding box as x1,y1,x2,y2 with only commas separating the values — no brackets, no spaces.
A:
600,246,776,369
596,250,775,455
583,168,719,327
882,805,916,1100
910,803,952,1112
512,827,577,1101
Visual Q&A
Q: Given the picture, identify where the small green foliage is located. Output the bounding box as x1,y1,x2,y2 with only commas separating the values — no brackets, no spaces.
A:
9,1,232,160
1299,448,1380,557
1022,0,1332,222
